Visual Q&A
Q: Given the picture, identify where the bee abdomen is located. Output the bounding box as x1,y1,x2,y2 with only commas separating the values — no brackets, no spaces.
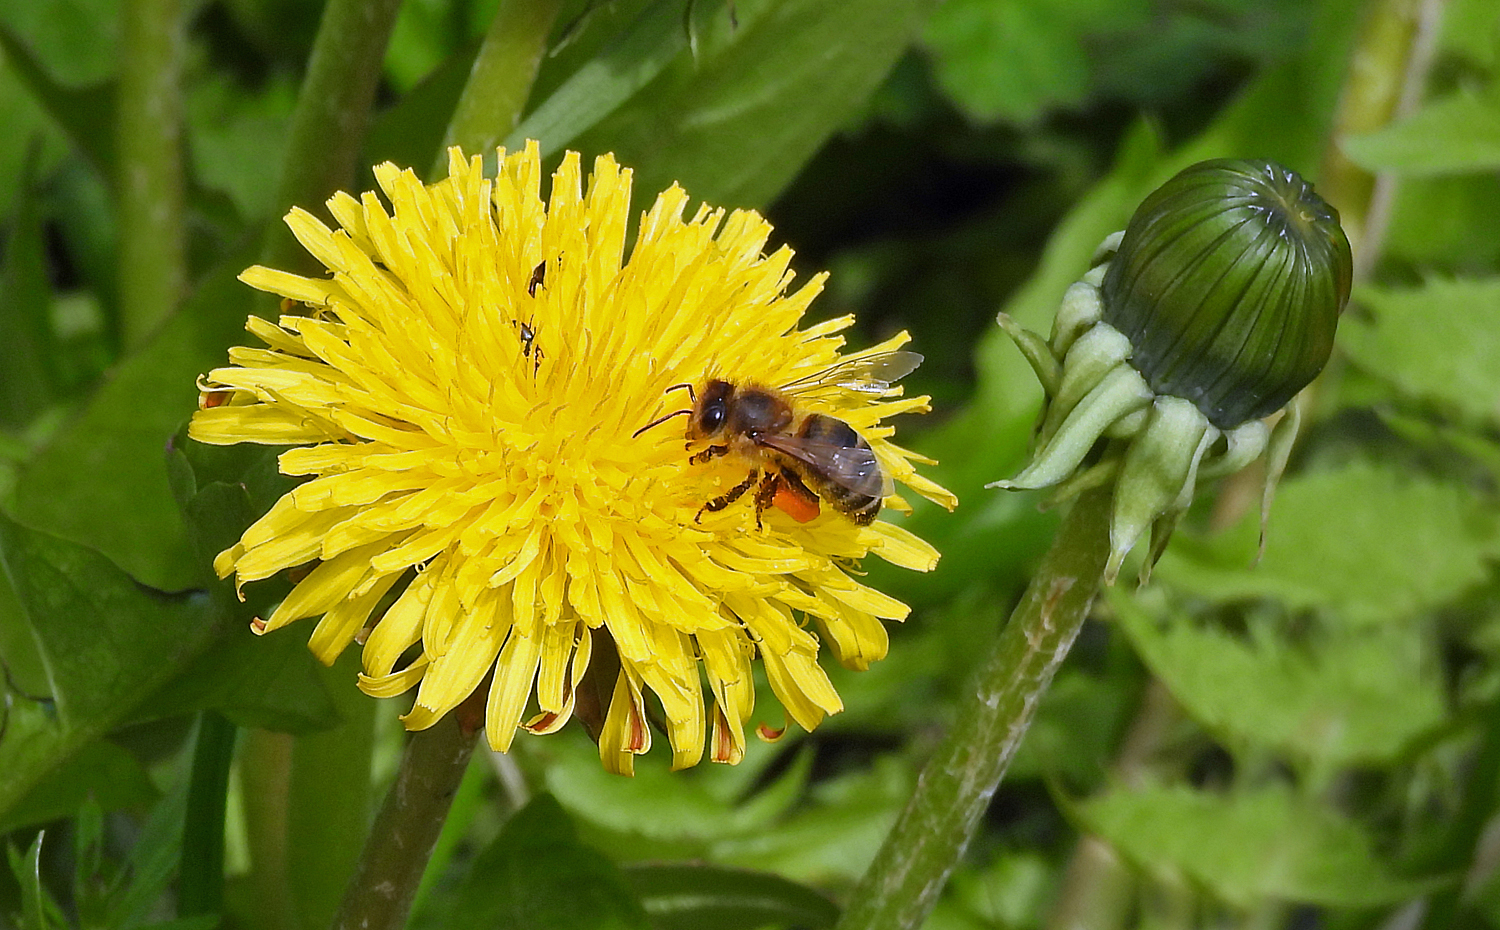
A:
799,414,883,525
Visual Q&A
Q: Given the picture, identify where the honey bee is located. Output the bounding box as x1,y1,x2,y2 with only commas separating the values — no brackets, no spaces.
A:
633,351,923,526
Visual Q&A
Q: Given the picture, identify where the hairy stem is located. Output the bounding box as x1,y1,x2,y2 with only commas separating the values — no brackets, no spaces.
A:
262,0,402,274
836,488,1113,930
332,713,480,930
116,0,184,349
437,0,563,177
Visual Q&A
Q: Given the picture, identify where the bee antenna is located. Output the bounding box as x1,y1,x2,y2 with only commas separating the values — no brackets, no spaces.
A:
632,408,692,439
664,382,696,403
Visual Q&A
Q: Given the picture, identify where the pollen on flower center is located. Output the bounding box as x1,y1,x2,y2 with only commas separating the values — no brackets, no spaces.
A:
190,141,956,775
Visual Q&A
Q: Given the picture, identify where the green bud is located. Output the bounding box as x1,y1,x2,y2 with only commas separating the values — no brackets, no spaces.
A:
1101,159,1352,429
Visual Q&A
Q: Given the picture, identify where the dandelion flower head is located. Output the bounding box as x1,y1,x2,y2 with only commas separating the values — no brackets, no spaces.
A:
191,143,956,774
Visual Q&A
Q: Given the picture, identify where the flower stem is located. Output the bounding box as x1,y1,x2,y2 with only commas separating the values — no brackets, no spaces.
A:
262,0,402,273
836,487,1113,930
1319,0,1447,276
436,0,563,176
116,0,185,349
332,712,480,930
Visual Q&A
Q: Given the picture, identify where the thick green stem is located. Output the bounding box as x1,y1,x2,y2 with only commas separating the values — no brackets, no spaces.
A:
261,0,403,274
836,488,1113,930
332,713,480,930
436,0,563,177
116,0,185,349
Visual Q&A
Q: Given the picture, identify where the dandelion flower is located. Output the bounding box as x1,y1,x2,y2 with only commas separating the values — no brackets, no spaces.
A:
191,143,956,774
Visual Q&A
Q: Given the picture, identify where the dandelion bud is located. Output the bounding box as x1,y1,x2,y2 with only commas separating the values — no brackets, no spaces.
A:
989,158,1351,583
1102,159,1352,429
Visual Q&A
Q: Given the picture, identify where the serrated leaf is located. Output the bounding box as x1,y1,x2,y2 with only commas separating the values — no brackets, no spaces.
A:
569,0,938,210
622,861,839,930
1158,461,1500,624
1111,591,1446,776
1342,277,1500,427
0,739,156,834
419,794,649,930
0,513,222,824
1341,89,1500,176
1073,783,1440,907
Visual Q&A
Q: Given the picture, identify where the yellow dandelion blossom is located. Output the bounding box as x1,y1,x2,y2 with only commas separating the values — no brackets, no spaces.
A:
191,143,957,774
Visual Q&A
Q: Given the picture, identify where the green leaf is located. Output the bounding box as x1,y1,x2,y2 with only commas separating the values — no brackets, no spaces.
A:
0,513,222,824
709,757,910,884
140,624,337,733
622,861,839,930
185,72,297,222
1158,460,1500,625
1072,783,1440,907
1111,591,1447,776
418,793,649,930
7,831,66,930
12,245,258,591
544,733,808,847
570,0,938,210
921,0,1098,124
1341,88,1500,176
0,24,115,180
365,38,480,180
1342,276,1500,427
1004,668,1135,786
0,739,156,834
1380,174,1500,270
135,918,223,930
509,0,727,159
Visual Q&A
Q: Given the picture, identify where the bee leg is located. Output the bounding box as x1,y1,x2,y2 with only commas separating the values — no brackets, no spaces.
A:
696,469,759,522
690,444,730,465
752,471,780,529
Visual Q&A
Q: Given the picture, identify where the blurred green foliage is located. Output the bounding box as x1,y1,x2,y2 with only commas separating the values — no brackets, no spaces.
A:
2,0,1500,928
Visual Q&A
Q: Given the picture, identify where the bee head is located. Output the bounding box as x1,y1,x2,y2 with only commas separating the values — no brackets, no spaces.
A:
693,380,735,439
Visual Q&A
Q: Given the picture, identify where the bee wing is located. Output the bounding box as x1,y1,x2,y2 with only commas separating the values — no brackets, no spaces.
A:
756,433,889,499
781,350,923,395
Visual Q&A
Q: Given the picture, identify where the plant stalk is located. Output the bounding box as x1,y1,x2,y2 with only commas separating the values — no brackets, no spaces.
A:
437,0,563,177
836,487,1113,930
332,713,480,930
262,0,403,274
117,0,185,349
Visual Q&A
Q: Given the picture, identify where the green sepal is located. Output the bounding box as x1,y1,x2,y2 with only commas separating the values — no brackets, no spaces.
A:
1106,396,1215,582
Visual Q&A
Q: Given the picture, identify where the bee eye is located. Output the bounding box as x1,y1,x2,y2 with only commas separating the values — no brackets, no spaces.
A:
701,402,726,433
